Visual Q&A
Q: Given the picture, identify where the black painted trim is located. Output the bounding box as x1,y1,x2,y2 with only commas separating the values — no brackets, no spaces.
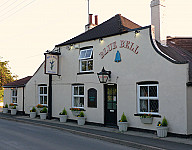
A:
134,113,161,118
80,46,93,50
38,84,47,86
71,83,84,86
148,26,188,64
137,81,159,85
186,82,192,86
77,72,94,75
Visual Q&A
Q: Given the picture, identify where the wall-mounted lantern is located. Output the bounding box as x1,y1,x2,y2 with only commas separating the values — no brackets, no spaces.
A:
97,67,111,83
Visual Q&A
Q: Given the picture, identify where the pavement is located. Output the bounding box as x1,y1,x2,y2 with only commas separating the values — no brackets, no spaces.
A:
0,112,192,150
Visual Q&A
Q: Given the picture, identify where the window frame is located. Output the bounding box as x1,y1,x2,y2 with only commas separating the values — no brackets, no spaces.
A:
79,48,93,72
38,85,48,106
11,88,17,104
72,85,84,108
137,84,159,115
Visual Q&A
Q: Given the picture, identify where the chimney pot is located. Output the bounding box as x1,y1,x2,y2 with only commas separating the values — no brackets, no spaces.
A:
95,15,98,25
89,14,93,24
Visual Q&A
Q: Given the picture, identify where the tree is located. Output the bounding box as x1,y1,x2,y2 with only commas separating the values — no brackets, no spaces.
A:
0,58,17,100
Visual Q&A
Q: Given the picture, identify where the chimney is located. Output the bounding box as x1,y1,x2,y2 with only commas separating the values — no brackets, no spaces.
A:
151,0,167,45
95,15,98,25
85,14,98,32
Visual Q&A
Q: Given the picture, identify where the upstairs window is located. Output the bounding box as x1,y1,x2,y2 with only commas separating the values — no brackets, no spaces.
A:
11,88,17,104
137,83,159,114
39,85,48,106
79,47,93,72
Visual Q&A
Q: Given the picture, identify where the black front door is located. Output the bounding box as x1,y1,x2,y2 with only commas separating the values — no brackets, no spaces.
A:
104,84,117,126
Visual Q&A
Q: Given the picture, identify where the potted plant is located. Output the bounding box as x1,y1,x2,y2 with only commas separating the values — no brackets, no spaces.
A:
3,103,8,113
36,104,44,115
77,111,86,125
157,116,168,137
30,107,37,118
11,105,17,115
40,107,47,120
140,114,153,124
70,108,85,116
9,103,15,109
118,112,128,132
59,107,67,122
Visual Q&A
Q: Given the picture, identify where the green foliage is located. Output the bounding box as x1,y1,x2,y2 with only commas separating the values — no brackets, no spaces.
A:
40,107,47,113
30,107,36,112
162,116,168,126
4,103,8,108
13,105,16,109
78,111,84,117
0,58,17,100
60,107,67,115
157,117,168,127
120,112,127,122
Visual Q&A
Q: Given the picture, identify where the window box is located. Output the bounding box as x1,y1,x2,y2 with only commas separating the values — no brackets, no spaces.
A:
70,108,85,116
140,117,153,124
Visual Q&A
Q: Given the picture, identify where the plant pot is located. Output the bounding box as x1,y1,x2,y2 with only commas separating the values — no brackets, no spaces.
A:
72,111,81,116
11,109,17,115
140,117,153,124
36,108,44,115
77,117,85,125
40,113,47,120
3,108,8,113
156,126,168,137
118,122,128,132
30,112,36,118
59,115,67,123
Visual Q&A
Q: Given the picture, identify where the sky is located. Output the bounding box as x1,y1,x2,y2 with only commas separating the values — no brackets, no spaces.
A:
0,0,192,79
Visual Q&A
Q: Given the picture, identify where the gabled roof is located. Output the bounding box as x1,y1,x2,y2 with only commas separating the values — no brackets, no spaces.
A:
56,14,141,47
3,76,32,88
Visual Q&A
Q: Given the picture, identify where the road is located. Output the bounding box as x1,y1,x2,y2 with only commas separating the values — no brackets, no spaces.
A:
0,119,138,150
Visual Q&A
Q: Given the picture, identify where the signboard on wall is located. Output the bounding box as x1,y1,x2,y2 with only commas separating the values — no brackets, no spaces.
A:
45,54,59,75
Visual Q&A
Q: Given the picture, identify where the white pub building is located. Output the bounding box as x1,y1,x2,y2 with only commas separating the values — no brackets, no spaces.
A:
3,0,192,136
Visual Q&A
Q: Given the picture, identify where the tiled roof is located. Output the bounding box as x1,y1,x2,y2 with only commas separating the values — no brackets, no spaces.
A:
167,37,192,54
157,41,192,63
3,76,32,88
56,14,141,47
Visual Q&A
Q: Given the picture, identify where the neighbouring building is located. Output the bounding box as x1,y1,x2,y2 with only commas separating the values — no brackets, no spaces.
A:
3,76,32,114
3,0,192,136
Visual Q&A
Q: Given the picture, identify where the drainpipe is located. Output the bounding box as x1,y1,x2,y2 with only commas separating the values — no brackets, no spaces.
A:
23,86,25,115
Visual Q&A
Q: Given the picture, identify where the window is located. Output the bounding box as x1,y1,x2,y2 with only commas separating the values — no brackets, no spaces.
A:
72,85,84,108
39,86,48,105
137,84,159,114
79,48,93,72
11,88,17,104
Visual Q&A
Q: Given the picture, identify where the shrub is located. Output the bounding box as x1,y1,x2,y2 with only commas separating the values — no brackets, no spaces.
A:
157,117,168,127
60,108,67,115
162,116,168,126
30,107,36,112
78,111,84,117
12,105,16,109
120,112,127,122
40,107,47,113
4,103,8,108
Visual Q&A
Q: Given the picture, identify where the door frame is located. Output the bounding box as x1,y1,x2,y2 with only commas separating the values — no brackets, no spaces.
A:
104,83,117,126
